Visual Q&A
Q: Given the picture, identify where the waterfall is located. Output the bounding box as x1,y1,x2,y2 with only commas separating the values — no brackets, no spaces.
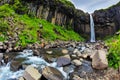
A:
90,14,95,42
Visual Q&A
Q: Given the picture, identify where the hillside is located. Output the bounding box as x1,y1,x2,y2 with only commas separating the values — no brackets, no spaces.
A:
0,3,84,48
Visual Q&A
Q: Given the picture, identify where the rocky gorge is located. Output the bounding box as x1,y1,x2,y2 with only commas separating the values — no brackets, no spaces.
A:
0,0,120,39
0,41,119,80
0,0,120,80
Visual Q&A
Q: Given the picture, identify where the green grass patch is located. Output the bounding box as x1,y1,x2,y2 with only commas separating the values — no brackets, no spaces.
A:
0,4,15,17
105,33,120,69
0,4,84,47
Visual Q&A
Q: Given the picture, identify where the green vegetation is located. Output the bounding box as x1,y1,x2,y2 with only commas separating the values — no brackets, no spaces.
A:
105,32,120,69
59,0,75,8
0,3,84,47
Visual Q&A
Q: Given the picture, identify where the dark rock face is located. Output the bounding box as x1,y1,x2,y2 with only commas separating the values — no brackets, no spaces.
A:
0,0,90,38
25,0,90,37
1,0,120,39
93,5,120,38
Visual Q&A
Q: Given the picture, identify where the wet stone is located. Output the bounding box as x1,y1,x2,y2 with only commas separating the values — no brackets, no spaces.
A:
57,55,71,67
42,66,64,80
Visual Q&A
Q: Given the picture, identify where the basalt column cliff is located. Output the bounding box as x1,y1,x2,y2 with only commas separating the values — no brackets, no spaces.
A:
93,2,120,38
0,0,90,38
1,0,120,39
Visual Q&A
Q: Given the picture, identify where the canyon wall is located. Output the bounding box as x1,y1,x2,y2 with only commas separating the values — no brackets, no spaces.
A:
25,0,90,37
0,0,90,38
93,2,120,38
1,0,120,39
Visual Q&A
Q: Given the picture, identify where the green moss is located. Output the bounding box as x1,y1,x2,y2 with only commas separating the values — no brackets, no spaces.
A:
105,33,120,69
59,0,75,8
0,35,6,42
0,4,15,17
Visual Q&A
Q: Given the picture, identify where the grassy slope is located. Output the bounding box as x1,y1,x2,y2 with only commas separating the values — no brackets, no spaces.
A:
105,32,120,68
0,4,84,47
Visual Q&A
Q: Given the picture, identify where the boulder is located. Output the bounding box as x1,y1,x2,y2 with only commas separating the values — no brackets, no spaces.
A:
72,75,81,80
82,54,88,59
33,49,40,56
42,66,64,80
57,55,71,67
62,49,68,54
76,51,82,57
19,77,25,80
0,42,3,46
92,50,108,69
10,60,22,71
23,66,41,80
72,59,82,66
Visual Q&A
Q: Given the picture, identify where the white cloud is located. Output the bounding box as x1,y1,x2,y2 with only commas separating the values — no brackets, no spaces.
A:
70,0,120,13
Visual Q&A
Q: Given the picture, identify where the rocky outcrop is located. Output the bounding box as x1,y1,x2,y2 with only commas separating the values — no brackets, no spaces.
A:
93,2,120,38
23,66,41,80
92,50,108,69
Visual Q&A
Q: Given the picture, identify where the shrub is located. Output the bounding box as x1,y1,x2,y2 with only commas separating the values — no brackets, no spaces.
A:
106,34,120,68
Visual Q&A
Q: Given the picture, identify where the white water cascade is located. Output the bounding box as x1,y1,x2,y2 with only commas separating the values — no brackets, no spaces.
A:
90,14,96,42
0,50,73,80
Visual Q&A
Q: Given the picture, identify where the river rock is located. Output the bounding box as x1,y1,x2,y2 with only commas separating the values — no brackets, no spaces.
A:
46,50,53,54
57,55,71,67
72,59,82,66
72,75,81,80
0,46,3,49
19,77,25,80
62,49,68,54
23,66,41,80
76,51,82,57
0,42,3,46
71,54,77,58
33,49,40,56
82,54,88,59
0,53,3,65
73,49,79,54
42,66,64,80
10,60,22,71
92,50,108,69
0,53,3,61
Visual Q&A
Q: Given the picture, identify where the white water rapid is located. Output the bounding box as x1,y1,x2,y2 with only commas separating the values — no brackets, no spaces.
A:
0,50,72,80
90,14,96,42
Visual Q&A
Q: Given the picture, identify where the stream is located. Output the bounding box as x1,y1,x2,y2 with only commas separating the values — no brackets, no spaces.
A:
0,49,72,80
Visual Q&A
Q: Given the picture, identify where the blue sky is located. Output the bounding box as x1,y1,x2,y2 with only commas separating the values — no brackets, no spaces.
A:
70,0,120,13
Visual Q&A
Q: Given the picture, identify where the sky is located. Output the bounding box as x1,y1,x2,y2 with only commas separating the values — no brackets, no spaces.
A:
70,0,120,13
